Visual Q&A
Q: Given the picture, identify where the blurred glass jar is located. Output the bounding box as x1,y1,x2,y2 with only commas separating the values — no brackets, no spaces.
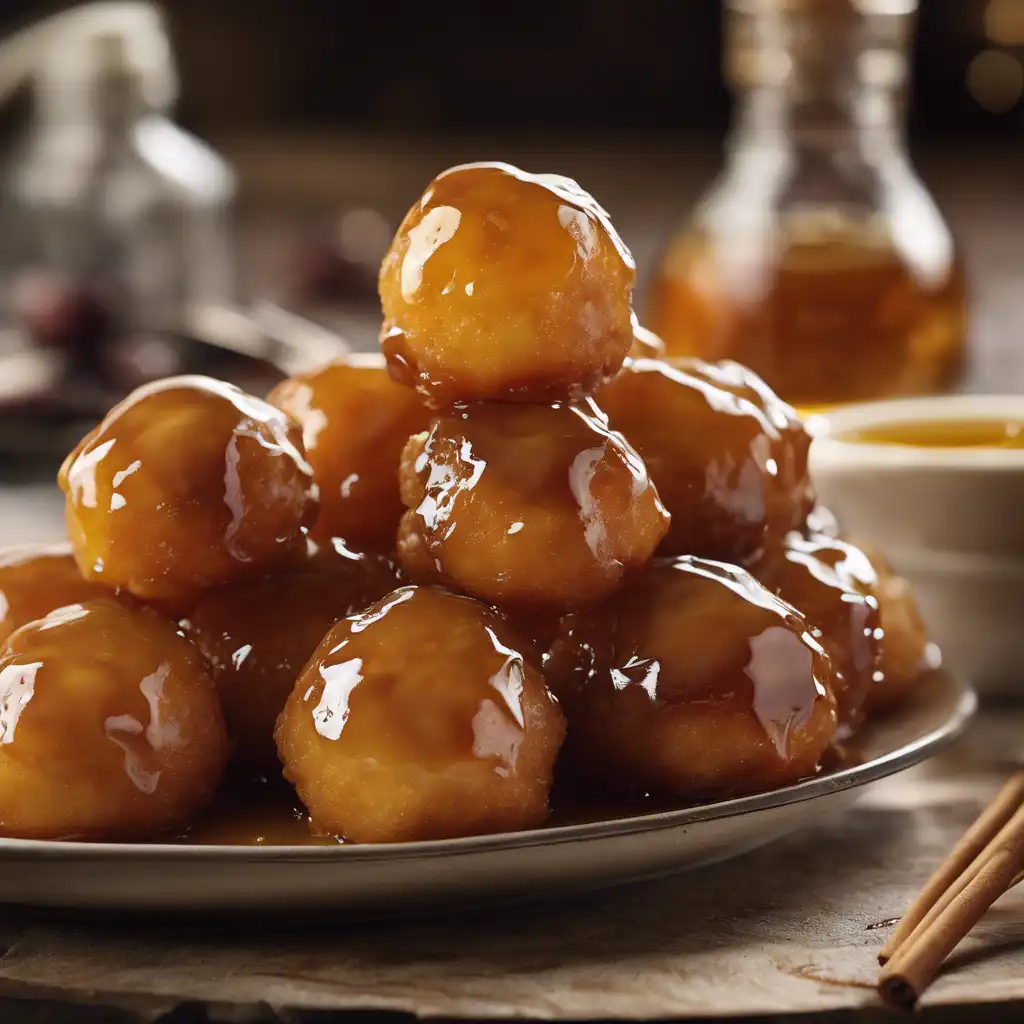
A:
0,3,235,358
646,0,966,409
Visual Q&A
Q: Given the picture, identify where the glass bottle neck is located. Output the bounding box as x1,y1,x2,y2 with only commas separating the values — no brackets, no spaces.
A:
36,71,155,136
725,0,914,155
731,83,905,154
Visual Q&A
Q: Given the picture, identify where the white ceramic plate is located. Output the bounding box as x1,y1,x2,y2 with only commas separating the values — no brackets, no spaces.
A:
0,670,973,914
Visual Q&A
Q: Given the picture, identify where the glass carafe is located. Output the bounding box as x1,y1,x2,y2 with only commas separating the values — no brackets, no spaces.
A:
0,3,235,348
647,0,966,409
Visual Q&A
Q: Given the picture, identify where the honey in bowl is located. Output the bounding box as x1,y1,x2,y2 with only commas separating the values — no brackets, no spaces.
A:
839,419,1024,449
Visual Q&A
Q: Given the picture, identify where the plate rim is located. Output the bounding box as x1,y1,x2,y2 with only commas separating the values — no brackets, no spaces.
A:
0,674,976,863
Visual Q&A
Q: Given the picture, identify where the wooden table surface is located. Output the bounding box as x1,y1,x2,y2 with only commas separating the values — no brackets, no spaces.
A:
0,139,1021,1023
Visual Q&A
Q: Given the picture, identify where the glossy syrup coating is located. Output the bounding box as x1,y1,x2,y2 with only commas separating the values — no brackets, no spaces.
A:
597,358,815,562
185,541,398,767
754,533,880,727
0,542,106,644
396,399,670,608
275,586,566,843
804,505,840,540
59,375,318,612
866,571,930,712
268,355,429,550
628,318,667,360
0,599,228,840
379,162,636,406
828,538,928,711
545,557,838,798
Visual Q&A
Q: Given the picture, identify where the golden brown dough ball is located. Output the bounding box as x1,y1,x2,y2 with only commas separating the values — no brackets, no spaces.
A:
0,598,228,839
185,541,397,766
754,533,880,728
379,162,636,406
396,399,670,608
275,586,565,843
59,375,318,612
268,355,429,550
0,542,106,644
822,538,929,712
597,358,815,562
545,557,838,797
866,571,930,712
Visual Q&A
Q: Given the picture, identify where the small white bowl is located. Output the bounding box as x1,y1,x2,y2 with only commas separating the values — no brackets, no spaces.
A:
808,395,1024,697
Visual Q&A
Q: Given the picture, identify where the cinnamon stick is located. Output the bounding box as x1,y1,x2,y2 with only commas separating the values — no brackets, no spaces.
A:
878,802,1024,1010
878,772,1024,964
884,801,1024,975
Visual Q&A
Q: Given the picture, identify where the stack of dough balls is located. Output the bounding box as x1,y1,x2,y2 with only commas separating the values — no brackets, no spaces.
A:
0,162,932,846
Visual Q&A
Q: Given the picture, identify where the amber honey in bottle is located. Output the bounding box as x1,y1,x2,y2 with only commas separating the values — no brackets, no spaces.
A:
647,0,967,409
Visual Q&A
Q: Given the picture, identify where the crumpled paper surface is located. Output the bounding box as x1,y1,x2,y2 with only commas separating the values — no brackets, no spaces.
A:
0,712,1020,1021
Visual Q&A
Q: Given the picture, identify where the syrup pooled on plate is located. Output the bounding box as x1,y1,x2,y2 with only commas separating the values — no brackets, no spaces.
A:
275,586,565,843
182,773,337,847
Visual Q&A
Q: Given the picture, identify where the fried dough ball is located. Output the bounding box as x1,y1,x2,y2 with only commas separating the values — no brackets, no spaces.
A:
545,557,838,797
597,358,814,562
59,375,318,612
0,598,228,839
755,533,880,727
275,586,566,843
379,162,636,406
268,355,429,550
396,399,670,608
823,538,929,712
185,542,397,766
866,572,930,713
0,542,106,644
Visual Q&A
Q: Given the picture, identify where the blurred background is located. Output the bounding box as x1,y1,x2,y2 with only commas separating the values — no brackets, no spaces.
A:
4,0,1022,138
0,0,1020,481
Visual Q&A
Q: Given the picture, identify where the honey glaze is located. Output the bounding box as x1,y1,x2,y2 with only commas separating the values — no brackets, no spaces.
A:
545,556,840,799
182,540,397,769
0,599,228,841
58,375,318,612
274,586,566,844
379,162,636,407
0,541,106,645
753,533,880,728
840,418,1024,449
268,357,430,550
396,399,669,608
597,357,814,562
